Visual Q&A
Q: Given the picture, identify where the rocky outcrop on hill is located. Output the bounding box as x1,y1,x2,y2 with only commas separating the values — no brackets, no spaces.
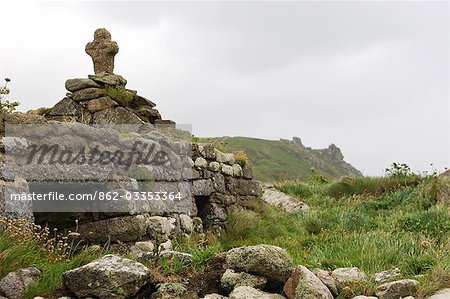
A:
224,137,362,181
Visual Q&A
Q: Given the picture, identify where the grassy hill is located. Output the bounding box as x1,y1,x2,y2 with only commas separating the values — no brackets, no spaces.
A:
209,136,362,182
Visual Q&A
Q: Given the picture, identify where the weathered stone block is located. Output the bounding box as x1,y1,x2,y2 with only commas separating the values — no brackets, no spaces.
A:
84,96,118,113
193,179,214,196
72,87,106,102
50,97,82,116
65,78,100,92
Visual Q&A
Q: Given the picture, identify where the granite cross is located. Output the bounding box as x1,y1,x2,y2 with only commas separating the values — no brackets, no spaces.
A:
85,28,119,74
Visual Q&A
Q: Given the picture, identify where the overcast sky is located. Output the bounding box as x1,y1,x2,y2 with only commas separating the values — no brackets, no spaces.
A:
1,1,448,176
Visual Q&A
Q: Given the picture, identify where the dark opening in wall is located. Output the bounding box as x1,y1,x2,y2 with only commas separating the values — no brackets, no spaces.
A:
29,182,112,229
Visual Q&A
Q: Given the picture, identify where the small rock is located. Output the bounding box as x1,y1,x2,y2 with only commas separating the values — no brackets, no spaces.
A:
226,245,293,288
27,107,49,115
135,107,161,122
221,269,267,294
65,78,100,92
159,251,194,265
232,164,243,177
146,216,176,240
76,215,149,243
134,240,155,252
229,286,286,299
193,179,214,196
49,97,81,116
209,161,221,172
215,149,235,165
0,267,42,299
91,107,143,124
313,268,339,297
203,294,227,299
179,214,194,233
72,87,106,102
62,254,149,299
430,289,450,299
242,163,253,179
196,143,216,159
130,94,156,109
221,164,234,176
373,268,401,283
84,96,118,113
160,239,173,251
195,157,208,168
331,267,367,287
151,282,197,299
262,185,310,213
283,265,333,299
193,217,204,233
88,72,127,86
375,279,419,299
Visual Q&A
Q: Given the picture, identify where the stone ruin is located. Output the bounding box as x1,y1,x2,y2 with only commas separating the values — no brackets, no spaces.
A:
0,28,263,245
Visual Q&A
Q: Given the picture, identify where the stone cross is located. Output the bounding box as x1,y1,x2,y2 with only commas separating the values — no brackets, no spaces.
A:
85,28,119,74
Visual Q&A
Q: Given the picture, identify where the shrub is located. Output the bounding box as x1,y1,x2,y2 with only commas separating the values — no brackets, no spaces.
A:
307,174,330,184
0,217,106,298
106,86,134,105
418,176,445,209
385,162,413,177
400,254,436,275
0,217,73,264
0,78,20,113
328,176,421,198
234,151,250,167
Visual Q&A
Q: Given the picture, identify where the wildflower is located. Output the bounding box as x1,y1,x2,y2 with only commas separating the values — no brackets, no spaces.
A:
68,232,81,239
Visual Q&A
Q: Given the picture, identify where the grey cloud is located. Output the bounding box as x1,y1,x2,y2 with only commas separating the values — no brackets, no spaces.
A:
1,1,448,175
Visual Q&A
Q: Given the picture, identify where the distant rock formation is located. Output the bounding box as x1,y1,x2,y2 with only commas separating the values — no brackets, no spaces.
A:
283,137,362,177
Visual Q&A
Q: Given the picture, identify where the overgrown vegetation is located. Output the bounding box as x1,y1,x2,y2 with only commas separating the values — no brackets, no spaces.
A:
192,136,229,153
220,173,450,298
106,86,134,105
233,150,250,167
1,167,449,298
0,217,106,298
0,78,20,113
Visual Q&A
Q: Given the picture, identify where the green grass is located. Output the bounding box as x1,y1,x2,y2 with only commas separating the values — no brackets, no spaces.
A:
2,176,449,298
220,176,450,298
106,86,134,105
327,176,422,198
0,233,106,298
